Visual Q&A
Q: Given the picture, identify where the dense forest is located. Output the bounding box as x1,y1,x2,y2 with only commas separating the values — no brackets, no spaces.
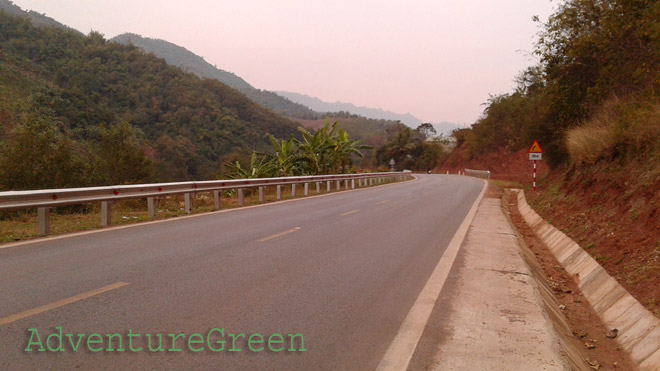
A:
0,10,303,190
458,0,659,168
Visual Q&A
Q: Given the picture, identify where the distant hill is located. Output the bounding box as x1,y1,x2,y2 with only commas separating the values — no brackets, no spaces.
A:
0,0,79,32
275,91,424,127
110,33,318,119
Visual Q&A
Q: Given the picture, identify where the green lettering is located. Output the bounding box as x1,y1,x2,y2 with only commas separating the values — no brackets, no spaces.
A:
65,333,85,351
127,329,142,352
25,328,45,352
228,333,245,352
46,326,64,352
207,328,225,352
87,333,103,352
268,333,284,352
168,333,185,352
106,333,124,352
288,333,306,352
147,334,164,352
248,333,264,352
187,333,204,352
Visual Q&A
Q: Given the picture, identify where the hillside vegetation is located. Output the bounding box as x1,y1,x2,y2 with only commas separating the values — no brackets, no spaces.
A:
445,0,660,316
111,33,319,119
0,11,301,190
460,0,659,166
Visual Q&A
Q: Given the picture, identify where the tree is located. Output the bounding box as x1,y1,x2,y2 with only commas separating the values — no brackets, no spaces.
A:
225,152,274,179
416,123,436,138
0,115,88,190
93,122,152,184
267,135,300,177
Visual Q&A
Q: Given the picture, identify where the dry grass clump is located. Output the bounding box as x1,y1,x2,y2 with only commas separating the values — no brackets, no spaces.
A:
566,98,620,165
567,96,660,165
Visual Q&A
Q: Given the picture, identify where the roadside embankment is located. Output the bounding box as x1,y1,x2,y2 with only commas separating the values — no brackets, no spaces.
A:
517,189,660,370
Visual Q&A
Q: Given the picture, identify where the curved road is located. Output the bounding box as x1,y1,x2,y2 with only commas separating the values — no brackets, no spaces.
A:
0,174,484,370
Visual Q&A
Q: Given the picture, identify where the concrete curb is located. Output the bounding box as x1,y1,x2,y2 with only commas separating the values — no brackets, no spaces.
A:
516,190,660,370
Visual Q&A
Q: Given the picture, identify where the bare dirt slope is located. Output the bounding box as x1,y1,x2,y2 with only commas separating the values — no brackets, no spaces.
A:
438,145,660,317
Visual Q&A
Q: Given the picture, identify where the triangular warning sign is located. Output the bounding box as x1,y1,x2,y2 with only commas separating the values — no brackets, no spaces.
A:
528,140,543,153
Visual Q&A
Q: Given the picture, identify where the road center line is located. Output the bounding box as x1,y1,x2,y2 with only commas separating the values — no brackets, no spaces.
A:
376,200,391,205
376,180,487,371
340,209,360,216
257,227,301,242
0,282,130,326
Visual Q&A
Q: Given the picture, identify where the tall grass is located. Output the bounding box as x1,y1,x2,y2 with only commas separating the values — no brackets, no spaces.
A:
566,97,660,165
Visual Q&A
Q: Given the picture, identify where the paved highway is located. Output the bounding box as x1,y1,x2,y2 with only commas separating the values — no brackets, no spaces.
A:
0,174,484,370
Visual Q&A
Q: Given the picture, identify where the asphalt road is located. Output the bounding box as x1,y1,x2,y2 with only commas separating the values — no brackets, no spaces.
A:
0,174,484,370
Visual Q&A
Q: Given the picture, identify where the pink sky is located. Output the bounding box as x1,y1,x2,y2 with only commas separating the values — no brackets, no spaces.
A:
12,0,556,126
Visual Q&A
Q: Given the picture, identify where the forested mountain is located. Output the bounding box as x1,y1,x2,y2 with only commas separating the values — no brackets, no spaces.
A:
276,91,424,127
111,33,318,119
0,0,77,32
0,10,301,190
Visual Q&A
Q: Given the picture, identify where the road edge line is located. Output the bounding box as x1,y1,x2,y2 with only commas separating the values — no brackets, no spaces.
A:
376,179,487,371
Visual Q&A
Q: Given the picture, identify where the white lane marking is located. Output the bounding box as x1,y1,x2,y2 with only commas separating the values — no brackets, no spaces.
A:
256,227,301,242
340,209,360,216
1,177,417,250
376,180,487,371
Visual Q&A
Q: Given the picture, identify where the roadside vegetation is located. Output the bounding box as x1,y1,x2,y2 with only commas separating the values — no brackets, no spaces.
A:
227,120,371,179
440,0,660,317
0,11,300,189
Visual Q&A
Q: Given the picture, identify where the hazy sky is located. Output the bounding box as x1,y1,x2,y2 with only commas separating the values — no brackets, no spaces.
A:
12,0,556,126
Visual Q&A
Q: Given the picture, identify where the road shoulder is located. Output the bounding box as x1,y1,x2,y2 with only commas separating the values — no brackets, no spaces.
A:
408,196,568,370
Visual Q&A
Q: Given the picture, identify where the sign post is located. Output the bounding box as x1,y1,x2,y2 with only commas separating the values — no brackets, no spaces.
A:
528,140,543,191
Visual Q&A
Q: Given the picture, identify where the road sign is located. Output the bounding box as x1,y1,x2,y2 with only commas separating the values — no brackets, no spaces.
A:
528,140,543,153
527,140,543,191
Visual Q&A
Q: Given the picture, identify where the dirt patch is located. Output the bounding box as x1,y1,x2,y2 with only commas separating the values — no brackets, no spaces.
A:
435,146,550,184
500,185,638,371
445,143,660,318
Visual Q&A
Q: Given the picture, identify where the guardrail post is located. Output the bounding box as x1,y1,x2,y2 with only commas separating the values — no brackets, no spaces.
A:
276,185,281,200
316,182,320,194
238,188,244,206
351,179,355,189
259,187,264,202
101,201,112,227
336,180,340,190
37,207,50,235
184,193,193,214
291,184,296,197
213,190,222,210
327,181,330,192
148,197,156,219
304,183,309,196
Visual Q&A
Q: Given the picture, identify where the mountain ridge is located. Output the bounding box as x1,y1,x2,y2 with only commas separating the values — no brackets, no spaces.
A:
110,33,318,119
275,91,423,126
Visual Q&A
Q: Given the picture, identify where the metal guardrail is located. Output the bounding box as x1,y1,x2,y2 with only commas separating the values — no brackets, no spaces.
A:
464,169,491,179
0,172,410,236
